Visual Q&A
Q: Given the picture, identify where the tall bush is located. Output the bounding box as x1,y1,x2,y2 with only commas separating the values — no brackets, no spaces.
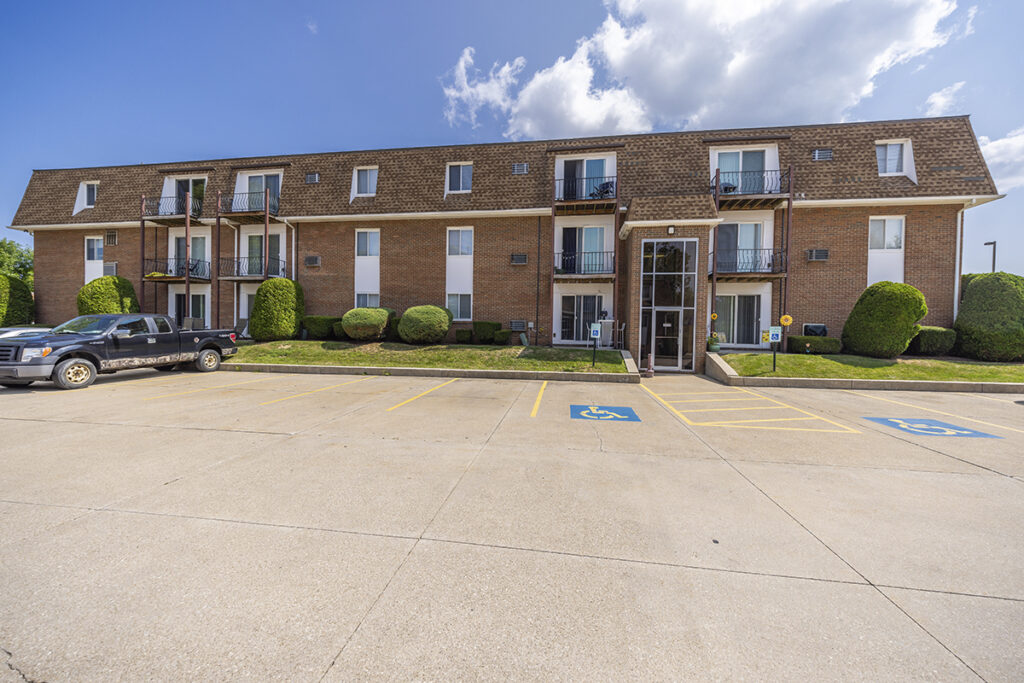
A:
249,278,305,341
954,272,1024,361
0,274,34,325
398,305,451,344
341,307,390,340
840,281,927,358
76,276,140,316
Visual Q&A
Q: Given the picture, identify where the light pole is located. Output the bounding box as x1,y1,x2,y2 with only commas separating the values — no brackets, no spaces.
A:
984,241,997,273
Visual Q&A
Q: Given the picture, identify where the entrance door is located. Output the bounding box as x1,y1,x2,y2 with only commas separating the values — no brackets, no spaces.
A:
639,239,697,371
84,236,104,283
714,295,761,345
653,310,680,368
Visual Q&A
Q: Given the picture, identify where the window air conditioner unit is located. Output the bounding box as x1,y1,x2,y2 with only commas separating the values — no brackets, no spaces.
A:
806,249,829,261
304,255,322,267
509,320,527,332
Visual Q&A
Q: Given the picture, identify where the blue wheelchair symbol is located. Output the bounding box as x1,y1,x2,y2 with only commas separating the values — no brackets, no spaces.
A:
864,417,1000,438
570,405,641,422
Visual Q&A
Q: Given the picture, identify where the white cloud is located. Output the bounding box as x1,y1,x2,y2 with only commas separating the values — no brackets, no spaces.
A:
306,19,318,35
442,47,525,128
442,0,973,139
979,126,1024,192
924,80,966,116
962,4,978,35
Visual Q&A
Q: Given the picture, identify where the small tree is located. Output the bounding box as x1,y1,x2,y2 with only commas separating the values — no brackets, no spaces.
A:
77,276,140,315
249,278,305,341
0,238,33,290
841,281,927,358
0,274,34,325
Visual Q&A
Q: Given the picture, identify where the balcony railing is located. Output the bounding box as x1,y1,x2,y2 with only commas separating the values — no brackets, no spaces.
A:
710,169,789,196
218,192,280,215
219,256,287,278
712,248,786,274
554,176,617,202
554,251,615,275
143,195,203,217
144,257,211,280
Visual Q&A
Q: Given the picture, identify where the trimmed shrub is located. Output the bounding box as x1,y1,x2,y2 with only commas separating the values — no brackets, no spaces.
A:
76,276,140,316
841,282,927,359
454,328,473,344
249,278,305,341
786,335,841,354
907,326,957,356
398,305,451,344
493,329,512,345
961,272,984,298
442,307,454,326
303,315,342,340
472,321,501,344
341,307,390,340
387,316,403,342
331,320,348,340
954,271,1024,362
0,274,34,326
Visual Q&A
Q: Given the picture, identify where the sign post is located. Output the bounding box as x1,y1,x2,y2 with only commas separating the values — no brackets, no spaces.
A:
775,314,793,372
589,323,601,367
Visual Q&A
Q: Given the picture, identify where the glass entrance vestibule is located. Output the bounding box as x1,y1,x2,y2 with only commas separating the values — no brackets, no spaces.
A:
639,239,698,371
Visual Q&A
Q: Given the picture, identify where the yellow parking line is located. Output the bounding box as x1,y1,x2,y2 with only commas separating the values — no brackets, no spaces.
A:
259,377,371,406
676,405,788,413
530,381,547,418
698,423,859,433
654,391,745,396
701,416,818,426
641,385,699,426
845,390,1024,435
386,378,459,412
962,392,1018,404
668,397,764,404
144,377,272,400
733,387,859,433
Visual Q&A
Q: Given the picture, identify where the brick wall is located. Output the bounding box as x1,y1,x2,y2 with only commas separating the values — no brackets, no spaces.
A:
786,204,958,336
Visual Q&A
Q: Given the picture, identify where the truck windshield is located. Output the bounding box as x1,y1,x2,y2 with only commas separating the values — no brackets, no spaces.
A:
51,316,116,335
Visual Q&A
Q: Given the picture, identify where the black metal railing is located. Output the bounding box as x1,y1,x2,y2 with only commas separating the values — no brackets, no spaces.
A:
554,251,615,275
710,169,789,196
712,248,786,274
143,195,203,217
554,176,617,201
219,256,287,278
218,192,280,215
144,257,211,280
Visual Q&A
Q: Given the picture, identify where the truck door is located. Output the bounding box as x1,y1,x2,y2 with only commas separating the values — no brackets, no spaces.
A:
108,316,156,368
149,316,180,363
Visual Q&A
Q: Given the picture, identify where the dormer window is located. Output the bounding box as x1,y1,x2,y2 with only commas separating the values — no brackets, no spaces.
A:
446,162,473,195
73,181,100,215
85,183,98,207
351,167,378,201
875,139,917,183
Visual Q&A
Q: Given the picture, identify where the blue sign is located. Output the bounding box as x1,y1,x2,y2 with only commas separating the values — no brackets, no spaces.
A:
864,417,1000,438
570,405,641,422
589,324,602,339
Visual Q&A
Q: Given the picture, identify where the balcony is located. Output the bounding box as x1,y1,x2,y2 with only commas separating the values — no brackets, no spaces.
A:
142,196,203,226
218,256,287,280
554,251,615,279
710,248,787,281
553,176,617,215
711,169,790,210
143,257,211,282
218,192,280,219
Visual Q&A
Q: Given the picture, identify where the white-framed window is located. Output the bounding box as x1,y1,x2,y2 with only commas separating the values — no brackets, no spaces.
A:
356,230,380,256
446,162,473,194
355,167,378,196
356,293,380,308
85,237,103,261
447,293,472,320
246,173,281,200
447,228,473,256
868,217,904,250
875,139,917,182
305,172,320,184
85,183,98,207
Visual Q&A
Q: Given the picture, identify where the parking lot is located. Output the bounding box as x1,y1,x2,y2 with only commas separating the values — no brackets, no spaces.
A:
1,369,1022,680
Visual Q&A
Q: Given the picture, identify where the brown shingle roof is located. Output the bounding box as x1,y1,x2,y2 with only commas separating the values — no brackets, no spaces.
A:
11,116,998,228
625,195,718,222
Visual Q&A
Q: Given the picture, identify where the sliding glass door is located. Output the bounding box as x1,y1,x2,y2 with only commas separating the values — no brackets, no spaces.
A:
560,294,603,341
713,294,761,345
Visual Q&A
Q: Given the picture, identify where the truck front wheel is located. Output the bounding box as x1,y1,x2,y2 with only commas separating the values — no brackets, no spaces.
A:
194,349,221,372
53,358,97,390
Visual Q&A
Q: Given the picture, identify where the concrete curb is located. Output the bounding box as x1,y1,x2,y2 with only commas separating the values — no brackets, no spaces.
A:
223,350,640,384
703,352,1024,393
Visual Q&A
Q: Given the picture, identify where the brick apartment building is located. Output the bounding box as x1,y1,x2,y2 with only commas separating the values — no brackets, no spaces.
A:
9,115,1000,373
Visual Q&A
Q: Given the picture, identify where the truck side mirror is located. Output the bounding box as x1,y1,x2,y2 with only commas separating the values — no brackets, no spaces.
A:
112,330,131,339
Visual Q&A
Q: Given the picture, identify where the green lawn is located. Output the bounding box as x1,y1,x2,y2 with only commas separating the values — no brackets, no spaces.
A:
231,340,627,373
723,353,1024,383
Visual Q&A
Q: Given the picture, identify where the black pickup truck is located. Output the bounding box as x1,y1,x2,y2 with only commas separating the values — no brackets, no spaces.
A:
0,314,238,390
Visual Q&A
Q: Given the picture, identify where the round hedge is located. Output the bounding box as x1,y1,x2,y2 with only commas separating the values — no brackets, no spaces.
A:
0,274,34,326
840,281,927,358
398,305,451,344
954,272,1024,362
906,326,957,356
341,307,390,340
76,276,140,316
249,278,305,341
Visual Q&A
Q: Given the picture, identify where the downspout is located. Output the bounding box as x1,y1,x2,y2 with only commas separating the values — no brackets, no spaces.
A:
139,195,146,313
782,164,794,348
549,203,556,347
954,205,965,320
214,191,221,327
535,215,541,346
613,207,622,349
184,190,191,321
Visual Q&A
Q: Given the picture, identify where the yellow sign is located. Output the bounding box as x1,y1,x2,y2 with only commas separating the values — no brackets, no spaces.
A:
780,314,793,327
711,312,718,321
761,330,770,343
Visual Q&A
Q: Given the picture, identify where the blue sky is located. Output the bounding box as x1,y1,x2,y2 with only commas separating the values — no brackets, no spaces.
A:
1,0,1020,274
